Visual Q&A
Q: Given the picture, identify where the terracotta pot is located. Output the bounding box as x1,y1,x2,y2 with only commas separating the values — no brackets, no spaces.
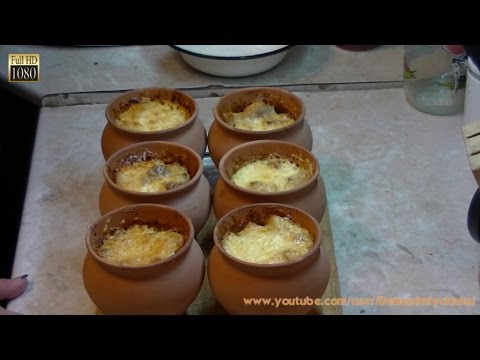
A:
99,141,212,234
208,87,312,167
83,204,205,314
208,203,330,315
213,140,326,222
102,87,207,160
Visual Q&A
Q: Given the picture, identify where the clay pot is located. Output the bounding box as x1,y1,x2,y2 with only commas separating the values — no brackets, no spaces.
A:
213,140,326,222
208,203,330,315
99,141,212,234
83,204,205,314
102,87,207,160
208,87,312,167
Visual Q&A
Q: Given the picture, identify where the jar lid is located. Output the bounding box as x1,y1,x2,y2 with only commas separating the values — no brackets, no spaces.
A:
468,57,480,76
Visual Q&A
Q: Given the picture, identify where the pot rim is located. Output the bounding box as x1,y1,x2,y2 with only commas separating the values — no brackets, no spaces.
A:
104,140,203,197
86,203,194,270
218,139,319,197
212,87,306,135
213,203,322,269
105,87,199,136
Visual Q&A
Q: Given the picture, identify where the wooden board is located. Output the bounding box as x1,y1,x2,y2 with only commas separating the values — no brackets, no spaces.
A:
187,204,342,315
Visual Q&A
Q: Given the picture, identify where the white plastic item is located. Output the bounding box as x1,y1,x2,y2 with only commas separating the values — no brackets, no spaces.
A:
170,45,292,77
464,57,480,125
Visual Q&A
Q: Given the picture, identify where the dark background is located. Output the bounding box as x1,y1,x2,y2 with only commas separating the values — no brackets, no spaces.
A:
0,88,39,307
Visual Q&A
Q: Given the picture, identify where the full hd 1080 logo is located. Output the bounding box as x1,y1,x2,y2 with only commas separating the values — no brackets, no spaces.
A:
8,54,40,82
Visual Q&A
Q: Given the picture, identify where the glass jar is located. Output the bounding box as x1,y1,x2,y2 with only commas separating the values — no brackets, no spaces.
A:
464,57,480,125
404,45,467,115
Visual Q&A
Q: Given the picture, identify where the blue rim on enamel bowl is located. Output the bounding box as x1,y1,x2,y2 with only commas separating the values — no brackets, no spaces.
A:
169,45,294,60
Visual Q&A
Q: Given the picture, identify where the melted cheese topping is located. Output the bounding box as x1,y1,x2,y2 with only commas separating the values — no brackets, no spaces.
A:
222,215,314,264
223,100,294,131
231,154,311,192
98,224,184,266
115,159,191,192
115,98,189,132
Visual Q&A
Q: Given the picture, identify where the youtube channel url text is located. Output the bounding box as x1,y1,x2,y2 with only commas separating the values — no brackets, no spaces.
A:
243,296,476,308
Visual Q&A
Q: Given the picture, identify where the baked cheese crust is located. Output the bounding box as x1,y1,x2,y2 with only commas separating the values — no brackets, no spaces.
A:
98,224,184,266
223,100,294,131
115,98,189,132
222,215,314,264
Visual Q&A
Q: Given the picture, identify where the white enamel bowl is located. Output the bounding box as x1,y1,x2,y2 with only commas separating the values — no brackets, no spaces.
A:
170,45,293,77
